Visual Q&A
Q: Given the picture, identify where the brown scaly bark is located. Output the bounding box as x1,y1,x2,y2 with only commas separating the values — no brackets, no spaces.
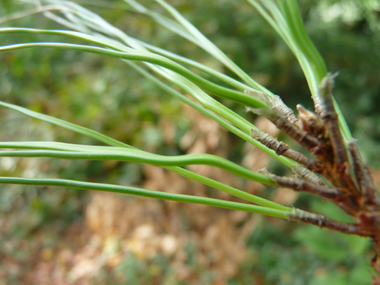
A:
247,73,380,283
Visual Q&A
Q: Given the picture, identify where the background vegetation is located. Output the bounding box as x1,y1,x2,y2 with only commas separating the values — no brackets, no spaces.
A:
0,0,380,284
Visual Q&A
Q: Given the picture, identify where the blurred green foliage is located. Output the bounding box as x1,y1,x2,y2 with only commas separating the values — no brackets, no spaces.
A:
1,0,379,284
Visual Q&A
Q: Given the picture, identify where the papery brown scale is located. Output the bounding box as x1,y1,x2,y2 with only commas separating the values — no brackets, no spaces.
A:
312,94,323,116
329,163,358,194
272,116,321,150
309,145,333,166
348,140,380,205
270,95,299,125
292,164,326,185
358,212,380,233
318,74,350,166
264,171,344,199
333,192,362,215
296,104,325,138
287,208,370,236
250,129,321,171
